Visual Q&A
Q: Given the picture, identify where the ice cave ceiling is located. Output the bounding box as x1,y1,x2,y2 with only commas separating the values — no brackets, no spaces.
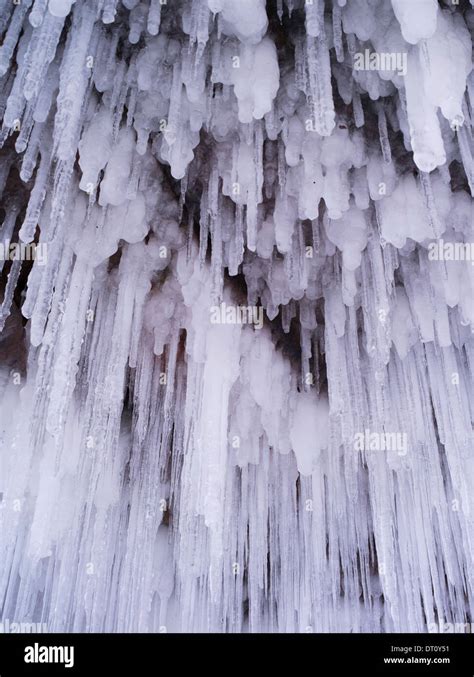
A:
0,0,472,633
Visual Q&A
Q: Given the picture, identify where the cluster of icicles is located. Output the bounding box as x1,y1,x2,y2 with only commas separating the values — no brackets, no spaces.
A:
0,0,472,632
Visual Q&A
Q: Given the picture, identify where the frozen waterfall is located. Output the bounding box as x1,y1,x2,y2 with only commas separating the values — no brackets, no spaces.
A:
0,0,473,634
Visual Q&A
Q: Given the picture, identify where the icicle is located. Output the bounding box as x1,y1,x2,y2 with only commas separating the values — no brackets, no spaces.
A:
147,0,162,36
305,0,322,38
277,0,283,22
404,49,446,172
23,10,65,103
228,204,244,276
33,61,60,123
129,3,147,45
14,102,35,154
19,145,53,243
377,103,392,164
0,0,33,78
189,0,210,58
53,3,96,164
419,171,443,238
101,0,118,24
456,98,473,195
0,0,13,37
29,0,49,28
0,205,21,273
332,0,344,63
352,89,365,128
0,258,23,332
305,27,335,137
199,183,209,266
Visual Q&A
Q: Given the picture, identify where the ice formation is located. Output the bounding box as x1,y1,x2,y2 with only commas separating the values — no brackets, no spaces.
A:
0,0,473,633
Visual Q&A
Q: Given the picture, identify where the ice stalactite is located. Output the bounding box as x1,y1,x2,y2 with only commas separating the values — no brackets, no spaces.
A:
0,0,473,633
